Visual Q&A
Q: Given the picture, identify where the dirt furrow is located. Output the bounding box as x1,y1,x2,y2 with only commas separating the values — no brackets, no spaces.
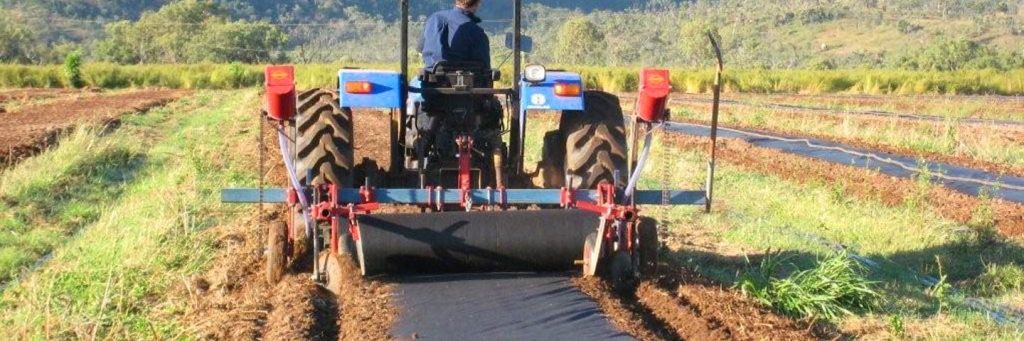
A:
574,264,829,341
0,88,85,104
0,89,188,165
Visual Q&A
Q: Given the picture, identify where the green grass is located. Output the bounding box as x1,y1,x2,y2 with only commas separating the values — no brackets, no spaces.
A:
0,127,144,285
0,90,260,339
613,130,1024,339
728,93,1024,122
737,251,881,321
3,63,1024,95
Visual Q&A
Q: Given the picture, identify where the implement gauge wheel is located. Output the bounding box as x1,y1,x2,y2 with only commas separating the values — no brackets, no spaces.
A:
266,222,288,284
543,91,628,189
608,250,638,294
318,252,345,296
296,89,354,187
637,217,660,276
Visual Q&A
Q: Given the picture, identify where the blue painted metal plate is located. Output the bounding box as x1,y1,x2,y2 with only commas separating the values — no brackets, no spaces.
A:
338,69,402,109
519,71,584,111
221,188,706,206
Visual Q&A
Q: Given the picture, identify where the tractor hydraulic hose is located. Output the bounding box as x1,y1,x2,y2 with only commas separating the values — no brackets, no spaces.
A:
623,122,662,203
276,127,314,238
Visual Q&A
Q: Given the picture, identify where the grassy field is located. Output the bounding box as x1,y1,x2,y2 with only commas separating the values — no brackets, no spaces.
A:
0,90,260,339
634,134,1024,339
3,63,1024,96
0,85,1020,339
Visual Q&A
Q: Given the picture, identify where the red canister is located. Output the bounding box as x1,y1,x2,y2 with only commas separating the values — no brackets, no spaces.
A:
264,65,297,121
636,68,671,123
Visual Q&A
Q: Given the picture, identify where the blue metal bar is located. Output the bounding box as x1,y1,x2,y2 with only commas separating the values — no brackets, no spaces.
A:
221,188,706,206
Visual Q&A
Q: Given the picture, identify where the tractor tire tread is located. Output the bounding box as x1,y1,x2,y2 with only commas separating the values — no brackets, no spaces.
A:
296,89,353,187
560,91,628,189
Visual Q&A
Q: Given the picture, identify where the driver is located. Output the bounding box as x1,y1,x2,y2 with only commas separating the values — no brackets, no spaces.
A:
418,0,491,70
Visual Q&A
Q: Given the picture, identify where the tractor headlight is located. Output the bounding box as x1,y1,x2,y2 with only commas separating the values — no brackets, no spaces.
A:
524,64,547,83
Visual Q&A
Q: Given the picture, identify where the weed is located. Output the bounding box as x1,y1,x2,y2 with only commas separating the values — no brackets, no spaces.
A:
905,159,935,208
63,51,83,88
927,256,952,314
888,313,905,337
738,250,880,321
971,263,1024,297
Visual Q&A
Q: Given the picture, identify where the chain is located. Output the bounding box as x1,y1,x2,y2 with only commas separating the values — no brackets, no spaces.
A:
657,128,671,224
258,110,265,230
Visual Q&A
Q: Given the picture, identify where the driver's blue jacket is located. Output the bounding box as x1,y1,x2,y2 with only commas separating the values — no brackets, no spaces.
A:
418,8,491,69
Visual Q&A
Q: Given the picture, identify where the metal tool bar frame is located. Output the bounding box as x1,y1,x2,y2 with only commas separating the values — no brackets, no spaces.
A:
222,188,706,206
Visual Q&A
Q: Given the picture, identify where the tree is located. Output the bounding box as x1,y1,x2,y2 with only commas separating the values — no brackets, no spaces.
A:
94,0,287,64
0,10,40,63
64,51,84,88
555,17,606,65
94,21,139,64
678,18,721,67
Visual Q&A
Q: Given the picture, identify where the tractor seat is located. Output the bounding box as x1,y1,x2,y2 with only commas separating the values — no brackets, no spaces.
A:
421,61,496,89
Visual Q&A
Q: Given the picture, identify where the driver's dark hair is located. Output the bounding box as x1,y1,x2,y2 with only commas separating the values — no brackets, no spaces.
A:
456,0,481,7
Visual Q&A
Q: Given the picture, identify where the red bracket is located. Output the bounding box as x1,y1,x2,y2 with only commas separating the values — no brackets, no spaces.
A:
306,184,381,250
564,182,640,222
286,188,299,206
456,136,473,209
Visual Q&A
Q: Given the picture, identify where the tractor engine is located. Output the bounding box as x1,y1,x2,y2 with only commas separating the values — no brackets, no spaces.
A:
407,62,506,188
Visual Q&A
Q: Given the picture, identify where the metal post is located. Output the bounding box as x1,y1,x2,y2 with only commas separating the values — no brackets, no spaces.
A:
399,1,409,117
510,0,524,175
705,32,722,213
396,0,410,176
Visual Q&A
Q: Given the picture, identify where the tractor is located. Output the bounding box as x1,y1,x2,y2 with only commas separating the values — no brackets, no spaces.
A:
224,0,721,294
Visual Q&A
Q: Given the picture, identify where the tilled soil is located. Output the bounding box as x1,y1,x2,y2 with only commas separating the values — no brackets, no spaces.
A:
0,89,187,165
186,106,397,340
666,134,1024,236
575,264,830,341
0,88,87,104
190,94,836,340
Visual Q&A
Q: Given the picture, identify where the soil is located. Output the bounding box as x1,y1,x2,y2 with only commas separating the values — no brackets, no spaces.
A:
185,103,398,340
574,263,834,341
0,89,186,165
664,134,1024,237
0,88,88,104
186,91,840,341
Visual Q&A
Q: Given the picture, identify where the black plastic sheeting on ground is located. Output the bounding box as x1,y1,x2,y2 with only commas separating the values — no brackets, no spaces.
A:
390,273,632,341
664,122,1024,204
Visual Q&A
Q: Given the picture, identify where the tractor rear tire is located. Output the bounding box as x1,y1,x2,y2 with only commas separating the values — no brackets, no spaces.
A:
266,222,288,284
549,91,628,189
296,89,354,187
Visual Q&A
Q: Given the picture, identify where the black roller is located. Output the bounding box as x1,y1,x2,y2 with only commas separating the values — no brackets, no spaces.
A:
355,210,600,276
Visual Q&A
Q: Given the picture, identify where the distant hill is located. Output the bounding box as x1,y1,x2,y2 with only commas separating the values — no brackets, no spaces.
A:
1,0,1022,70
